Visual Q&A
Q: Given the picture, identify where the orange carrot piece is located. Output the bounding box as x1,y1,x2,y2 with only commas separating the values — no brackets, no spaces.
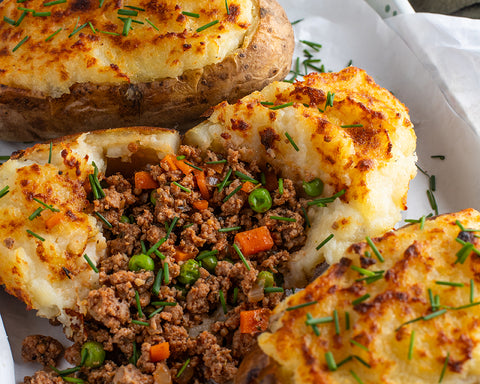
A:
174,158,192,175
192,200,209,211
173,247,196,262
134,171,158,190
194,170,210,199
150,342,170,362
160,154,178,171
234,226,274,257
240,308,271,334
45,212,63,230
241,181,256,193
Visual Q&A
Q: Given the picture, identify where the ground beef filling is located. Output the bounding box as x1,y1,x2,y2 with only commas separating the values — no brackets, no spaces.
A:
22,146,308,384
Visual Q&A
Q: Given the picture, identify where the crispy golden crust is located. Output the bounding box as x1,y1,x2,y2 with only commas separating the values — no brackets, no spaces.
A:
0,0,294,141
258,209,480,384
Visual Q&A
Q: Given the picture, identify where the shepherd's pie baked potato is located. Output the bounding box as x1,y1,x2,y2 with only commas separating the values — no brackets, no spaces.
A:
0,0,294,141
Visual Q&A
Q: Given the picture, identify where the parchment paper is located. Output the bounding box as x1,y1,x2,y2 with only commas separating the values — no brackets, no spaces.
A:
2,0,480,382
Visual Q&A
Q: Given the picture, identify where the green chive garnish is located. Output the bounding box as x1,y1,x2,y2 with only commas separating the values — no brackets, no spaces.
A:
118,8,138,16
286,300,317,311
455,242,474,264
353,355,371,368
94,212,112,228
44,0,66,5
177,358,191,377
264,287,284,293
345,312,350,330
316,234,334,250
206,159,227,164
269,216,296,222
152,269,163,297
145,18,159,31
28,207,44,221
325,91,335,109
100,30,120,36
83,254,98,273
451,301,480,310
223,184,243,202
290,18,304,25
148,306,164,319
0,186,9,198
134,290,144,318
350,265,375,277
88,21,96,33
349,370,364,384
172,181,191,193
122,17,132,36
182,11,200,18
4,16,16,25
165,216,178,239
301,207,311,228
99,0,105,7
218,169,232,192
197,250,219,260
439,352,449,383
285,132,299,151
15,11,27,26
408,330,415,360
63,378,84,383
196,19,219,32
270,102,294,110
233,243,250,271
218,226,241,232
33,11,51,16
234,171,258,184
325,351,337,371
163,262,169,284
225,0,229,14
260,101,274,106
132,319,149,326
352,294,370,306
47,142,53,163
125,5,144,11
305,316,333,325
431,155,446,160
423,309,447,321
33,197,59,212
337,355,353,368
232,287,238,304
185,161,203,171
278,178,284,195
430,175,436,192
427,189,439,215
17,7,35,12
306,313,320,336
435,281,465,287
350,339,369,351
69,22,88,38
366,236,384,262
151,301,176,307
12,35,29,52
341,124,363,128
307,189,345,207
333,310,340,335
219,289,227,314
26,229,45,241
471,279,474,304
0,156,10,161
300,40,322,51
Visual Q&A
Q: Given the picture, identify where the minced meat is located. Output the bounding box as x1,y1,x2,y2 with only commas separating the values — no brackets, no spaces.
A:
23,145,308,384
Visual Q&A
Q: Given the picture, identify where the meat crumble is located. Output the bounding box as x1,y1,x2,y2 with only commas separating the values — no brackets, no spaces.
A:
22,146,308,384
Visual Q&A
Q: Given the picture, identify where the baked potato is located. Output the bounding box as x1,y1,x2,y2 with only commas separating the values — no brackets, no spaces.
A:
256,208,480,384
0,0,294,141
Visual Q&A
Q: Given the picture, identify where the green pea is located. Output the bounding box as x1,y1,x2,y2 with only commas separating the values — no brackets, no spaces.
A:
248,188,272,213
120,215,131,224
257,271,274,288
178,259,200,285
128,254,155,272
200,255,218,273
302,178,324,197
81,341,105,368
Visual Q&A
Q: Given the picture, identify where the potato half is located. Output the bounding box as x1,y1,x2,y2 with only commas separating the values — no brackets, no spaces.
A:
0,0,294,141
185,67,417,285
256,209,480,384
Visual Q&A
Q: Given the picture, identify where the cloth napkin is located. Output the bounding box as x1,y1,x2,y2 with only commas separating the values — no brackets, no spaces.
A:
409,0,480,17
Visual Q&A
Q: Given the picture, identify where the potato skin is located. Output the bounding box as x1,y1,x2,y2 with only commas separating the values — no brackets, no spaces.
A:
0,0,294,142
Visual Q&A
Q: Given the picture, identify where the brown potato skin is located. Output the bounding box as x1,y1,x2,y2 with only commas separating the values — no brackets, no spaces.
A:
0,0,294,142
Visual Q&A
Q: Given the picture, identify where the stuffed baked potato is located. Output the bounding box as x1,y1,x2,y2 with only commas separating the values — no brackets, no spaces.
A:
0,68,417,382
0,0,294,141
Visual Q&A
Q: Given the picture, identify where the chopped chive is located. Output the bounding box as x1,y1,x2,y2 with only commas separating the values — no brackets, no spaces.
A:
451,301,480,310
63,378,84,383
132,319,149,326
225,0,229,14
325,351,337,371
88,21,96,33
26,229,45,241
196,19,219,32
218,226,241,232
350,339,369,351
163,262,169,284
439,352,449,383
423,309,447,321
408,330,415,360
349,370,364,384
223,184,243,202
33,11,51,16
352,294,370,306
233,244,250,271
177,358,191,378
278,178,284,195
99,0,105,7
325,91,335,109
166,217,178,239
125,5,145,11
118,8,138,16
316,234,334,250
184,161,203,171
427,189,439,215
148,306,164,319
94,212,112,228
345,312,350,330
290,18,304,25
122,17,132,36
172,181,191,193
301,207,311,228
182,11,200,18
130,341,139,365
68,22,88,38
286,300,318,311
47,142,53,163
428,288,436,311
269,216,296,222
333,310,340,335
420,215,426,230
12,35,29,52
55,366,81,375
270,102,294,110
218,169,232,192
4,16,16,25
151,301,176,307
83,254,99,273
395,316,423,331
118,16,144,24
430,175,436,192
337,355,353,368
365,236,384,262
455,242,474,264
33,197,59,212
206,159,227,164
140,240,147,254
306,313,320,336
135,290,144,318
300,39,322,51
17,7,35,12
435,281,465,287
62,267,72,279
285,132,299,151
455,220,479,232
145,18,159,31
264,287,284,293
353,355,371,368
307,189,346,207
261,101,274,106
341,124,363,128
197,250,219,260
456,238,480,256
0,155,10,161
28,207,44,221
152,269,163,296
0,186,9,198
44,0,66,5
431,155,446,160
100,30,120,36
234,171,258,184
155,250,166,259
471,279,474,304
305,316,333,325
219,289,227,314
350,265,375,277
232,287,239,304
